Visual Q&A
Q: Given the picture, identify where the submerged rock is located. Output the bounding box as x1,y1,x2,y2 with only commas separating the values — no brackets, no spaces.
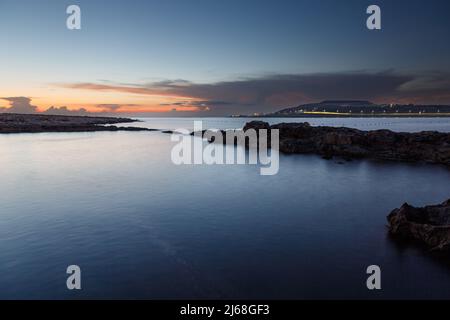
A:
387,199,450,251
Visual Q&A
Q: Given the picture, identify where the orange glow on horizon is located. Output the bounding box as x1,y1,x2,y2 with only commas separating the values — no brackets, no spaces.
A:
1,85,207,114
33,103,203,113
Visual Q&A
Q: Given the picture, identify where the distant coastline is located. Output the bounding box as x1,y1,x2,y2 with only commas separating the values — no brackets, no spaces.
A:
2,112,450,135
232,113,450,118
232,100,450,118
0,113,154,134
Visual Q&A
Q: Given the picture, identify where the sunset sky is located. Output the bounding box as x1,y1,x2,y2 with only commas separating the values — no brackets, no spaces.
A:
1,0,449,116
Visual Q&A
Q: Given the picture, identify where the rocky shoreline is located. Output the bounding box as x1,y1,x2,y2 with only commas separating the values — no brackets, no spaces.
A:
3,114,450,253
237,121,450,167
0,113,155,133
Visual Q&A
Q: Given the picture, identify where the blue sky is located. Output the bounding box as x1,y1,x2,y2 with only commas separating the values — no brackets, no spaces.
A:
0,0,449,115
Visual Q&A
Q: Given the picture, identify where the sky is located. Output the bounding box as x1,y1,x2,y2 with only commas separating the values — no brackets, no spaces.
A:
0,0,449,116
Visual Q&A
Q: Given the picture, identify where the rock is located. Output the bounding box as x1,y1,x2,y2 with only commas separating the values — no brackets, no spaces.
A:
387,199,450,251
240,121,450,166
243,121,271,131
0,113,154,133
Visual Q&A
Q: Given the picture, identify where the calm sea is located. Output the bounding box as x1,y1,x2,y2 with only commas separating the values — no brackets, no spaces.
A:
1,117,450,299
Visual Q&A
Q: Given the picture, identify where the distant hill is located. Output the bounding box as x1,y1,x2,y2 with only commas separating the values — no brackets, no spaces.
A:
270,100,450,116
319,100,374,106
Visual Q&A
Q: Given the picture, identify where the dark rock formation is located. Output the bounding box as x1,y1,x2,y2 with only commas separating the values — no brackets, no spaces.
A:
387,200,450,251
240,121,450,166
0,113,155,133
243,121,271,131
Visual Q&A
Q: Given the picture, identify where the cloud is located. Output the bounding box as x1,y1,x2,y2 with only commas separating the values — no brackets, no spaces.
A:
94,104,142,112
59,70,450,115
0,97,92,116
397,72,450,93
5,71,448,117
0,97,38,114
158,100,223,111
43,106,89,116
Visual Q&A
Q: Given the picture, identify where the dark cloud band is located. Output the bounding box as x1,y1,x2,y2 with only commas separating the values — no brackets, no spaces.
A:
59,70,450,115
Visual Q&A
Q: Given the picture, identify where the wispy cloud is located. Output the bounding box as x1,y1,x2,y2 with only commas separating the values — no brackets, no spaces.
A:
94,104,139,112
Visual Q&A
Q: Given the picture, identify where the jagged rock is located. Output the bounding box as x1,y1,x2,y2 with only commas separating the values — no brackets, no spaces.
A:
241,121,450,166
387,200,450,251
